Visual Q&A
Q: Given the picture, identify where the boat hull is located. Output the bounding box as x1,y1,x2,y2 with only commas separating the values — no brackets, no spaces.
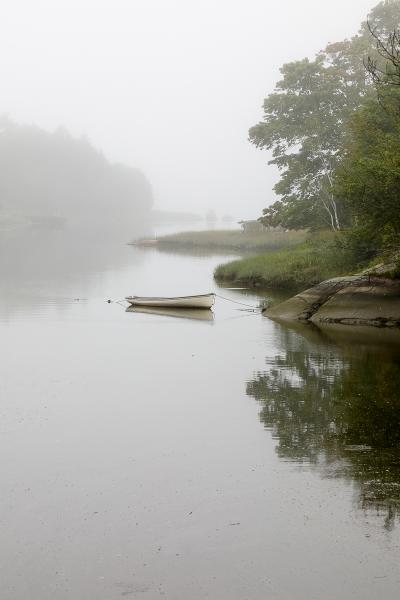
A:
125,293,215,309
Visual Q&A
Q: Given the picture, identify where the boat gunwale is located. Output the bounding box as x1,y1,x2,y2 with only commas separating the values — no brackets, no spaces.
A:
125,293,215,301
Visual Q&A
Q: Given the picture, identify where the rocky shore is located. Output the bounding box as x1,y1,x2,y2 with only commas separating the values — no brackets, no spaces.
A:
264,274,400,328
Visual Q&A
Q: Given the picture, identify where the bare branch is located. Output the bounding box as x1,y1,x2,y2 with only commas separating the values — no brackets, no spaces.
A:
365,20,400,87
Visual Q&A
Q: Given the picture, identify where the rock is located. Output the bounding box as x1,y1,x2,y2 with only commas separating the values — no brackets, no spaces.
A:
265,275,400,328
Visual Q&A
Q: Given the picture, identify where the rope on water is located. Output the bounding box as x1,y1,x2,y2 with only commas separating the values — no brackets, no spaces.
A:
106,298,129,306
214,293,263,311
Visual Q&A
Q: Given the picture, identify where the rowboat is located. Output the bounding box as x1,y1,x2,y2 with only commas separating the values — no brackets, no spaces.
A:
125,293,215,309
126,306,214,321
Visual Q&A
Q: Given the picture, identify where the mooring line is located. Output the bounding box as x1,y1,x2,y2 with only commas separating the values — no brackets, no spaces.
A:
214,293,263,311
106,299,128,306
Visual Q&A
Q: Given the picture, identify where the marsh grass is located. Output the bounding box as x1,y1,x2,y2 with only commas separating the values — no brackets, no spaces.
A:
155,229,307,252
214,232,356,289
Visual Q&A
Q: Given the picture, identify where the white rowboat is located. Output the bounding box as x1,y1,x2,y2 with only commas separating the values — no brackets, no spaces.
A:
125,293,215,309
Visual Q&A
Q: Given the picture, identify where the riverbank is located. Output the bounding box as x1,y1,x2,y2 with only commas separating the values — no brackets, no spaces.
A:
214,233,400,328
134,228,306,253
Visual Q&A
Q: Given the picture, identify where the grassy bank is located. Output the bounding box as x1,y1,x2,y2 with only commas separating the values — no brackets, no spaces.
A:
214,234,357,290
155,229,307,252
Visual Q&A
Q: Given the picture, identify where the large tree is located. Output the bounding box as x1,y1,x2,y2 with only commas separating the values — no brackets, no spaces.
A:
250,0,400,231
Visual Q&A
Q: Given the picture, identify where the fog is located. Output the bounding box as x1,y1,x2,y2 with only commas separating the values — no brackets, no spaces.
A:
2,4,400,598
0,0,377,220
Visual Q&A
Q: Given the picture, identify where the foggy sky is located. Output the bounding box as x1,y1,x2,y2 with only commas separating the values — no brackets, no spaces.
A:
0,0,377,220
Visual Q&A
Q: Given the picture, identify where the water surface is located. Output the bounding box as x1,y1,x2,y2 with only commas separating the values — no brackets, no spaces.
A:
1,230,400,599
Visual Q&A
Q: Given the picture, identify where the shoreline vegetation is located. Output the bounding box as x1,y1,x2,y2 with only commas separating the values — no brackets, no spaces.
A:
135,227,400,293
133,228,307,253
213,234,347,290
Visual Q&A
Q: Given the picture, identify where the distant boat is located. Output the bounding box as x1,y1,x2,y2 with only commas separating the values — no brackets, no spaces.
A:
126,306,214,322
125,293,215,309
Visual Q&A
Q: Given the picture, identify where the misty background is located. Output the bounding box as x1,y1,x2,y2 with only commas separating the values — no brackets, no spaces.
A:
0,0,378,221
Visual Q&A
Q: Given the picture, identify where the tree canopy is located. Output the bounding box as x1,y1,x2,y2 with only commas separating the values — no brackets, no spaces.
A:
250,0,400,232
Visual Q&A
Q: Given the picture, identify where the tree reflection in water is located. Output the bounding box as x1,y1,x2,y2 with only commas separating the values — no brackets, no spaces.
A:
247,323,400,530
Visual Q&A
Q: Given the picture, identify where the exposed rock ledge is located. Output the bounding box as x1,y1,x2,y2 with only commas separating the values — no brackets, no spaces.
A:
264,275,400,328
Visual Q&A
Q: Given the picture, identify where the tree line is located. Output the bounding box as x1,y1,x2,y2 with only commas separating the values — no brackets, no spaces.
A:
0,117,153,238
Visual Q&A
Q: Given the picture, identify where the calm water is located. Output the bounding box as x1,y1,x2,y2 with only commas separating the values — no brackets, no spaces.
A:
1,229,400,599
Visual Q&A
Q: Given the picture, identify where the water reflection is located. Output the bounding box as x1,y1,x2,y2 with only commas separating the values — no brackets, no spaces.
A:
247,323,400,529
126,305,214,322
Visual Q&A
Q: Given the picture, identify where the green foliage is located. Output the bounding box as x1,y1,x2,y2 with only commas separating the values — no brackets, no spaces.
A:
335,2,400,258
250,0,400,231
335,90,400,255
